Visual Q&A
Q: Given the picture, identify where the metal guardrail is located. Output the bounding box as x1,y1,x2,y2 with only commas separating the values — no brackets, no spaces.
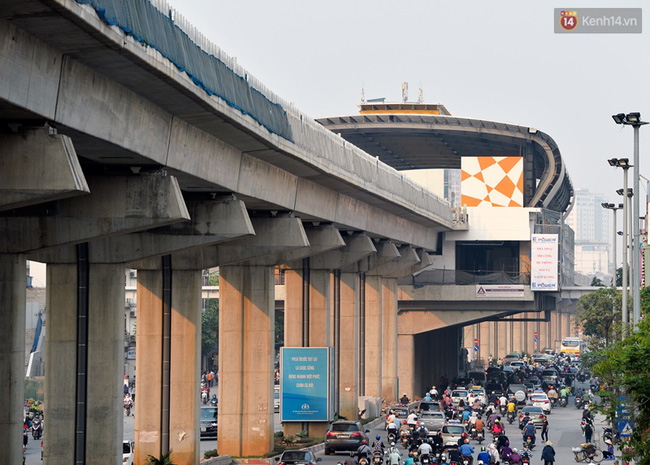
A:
401,269,531,286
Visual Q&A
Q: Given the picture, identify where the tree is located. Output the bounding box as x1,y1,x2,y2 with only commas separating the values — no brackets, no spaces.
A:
591,276,605,287
591,318,650,464
575,287,623,347
147,450,176,465
641,286,650,319
201,299,218,369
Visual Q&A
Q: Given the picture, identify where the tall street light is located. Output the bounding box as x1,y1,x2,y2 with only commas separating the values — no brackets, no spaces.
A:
613,113,648,326
609,157,631,327
602,202,623,285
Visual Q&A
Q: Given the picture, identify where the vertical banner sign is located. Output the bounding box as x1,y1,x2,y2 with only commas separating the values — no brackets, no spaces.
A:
531,234,559,291
281,347,330,422
534,331,539,351
474,338,479,353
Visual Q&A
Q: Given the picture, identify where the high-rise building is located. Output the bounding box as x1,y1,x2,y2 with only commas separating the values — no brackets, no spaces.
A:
566,188,612,277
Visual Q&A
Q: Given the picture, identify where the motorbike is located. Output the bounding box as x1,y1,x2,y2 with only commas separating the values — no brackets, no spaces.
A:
575,395,583,409
506,411,516,424
421,454,431,465
549,397,558,408
201,390,208,404
31,419,42,440
603,427,619,445
372,451,384,465
387,431,398,444
499,405,507,416
571,443,603,463
523,435,535,450
521,449,531,465
475,429,484,444
124,401,132,416
401,434,410,449
558,396,568,408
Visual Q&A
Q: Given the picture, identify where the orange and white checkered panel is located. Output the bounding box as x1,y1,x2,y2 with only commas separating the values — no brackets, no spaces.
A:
461,156,523,207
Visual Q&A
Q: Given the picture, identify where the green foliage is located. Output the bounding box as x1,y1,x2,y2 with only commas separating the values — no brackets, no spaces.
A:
201,299,219,364
146,450,176,465
275,308,284,348
24,378,44,402
576,287,623,347
591,276,605,287
203,449,219,459
641,287,650,320
591,319,650,464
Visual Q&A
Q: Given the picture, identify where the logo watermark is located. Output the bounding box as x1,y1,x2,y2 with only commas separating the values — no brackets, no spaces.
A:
555,8,642,33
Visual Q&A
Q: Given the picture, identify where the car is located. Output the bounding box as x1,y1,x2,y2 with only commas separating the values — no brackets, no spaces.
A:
529,393,551,415
392,406,410,418
122,440,134,465
441,423,466,446
450,389,469,406
508,361,526,370
200,406,218,438
504,353,521,363
467,371,487,386
507,384,528,404
274,385,280,413
418,400,442,413
518,406,546,428
418,410,446,433
471,388,487,405
275,449,322,465
324,421,369,454
541,369,558,384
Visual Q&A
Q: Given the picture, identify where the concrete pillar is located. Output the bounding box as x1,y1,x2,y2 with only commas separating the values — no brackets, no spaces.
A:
381,279,398,402
45,262,124,465
0,255,26,465
283,268,332,437
135,270,164,464
87,264,125,465
339,272,359,420
364,275,382,398
397,334,415,400
218,265,274,457
169,270,202,464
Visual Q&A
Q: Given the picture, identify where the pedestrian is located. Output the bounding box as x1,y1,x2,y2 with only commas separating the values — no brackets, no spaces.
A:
540,417,549,442
584,420,594,444
541,440,555,465
23,427,28,452
207,371,213,387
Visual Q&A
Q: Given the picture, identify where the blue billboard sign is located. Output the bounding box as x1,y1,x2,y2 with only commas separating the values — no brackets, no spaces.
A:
281,347,330,422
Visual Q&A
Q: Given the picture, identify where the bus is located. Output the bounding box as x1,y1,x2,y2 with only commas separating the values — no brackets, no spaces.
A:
560,337,584,355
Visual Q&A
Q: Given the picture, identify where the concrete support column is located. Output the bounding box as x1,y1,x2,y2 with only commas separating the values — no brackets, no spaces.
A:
381,278,398,402
397,334,415,400
339,272,359,420
169,270,202,464
0,255,26,465
45,261,125,465
283,268,331,437
135,270,164,464
218,265,274,457
364,275,382,398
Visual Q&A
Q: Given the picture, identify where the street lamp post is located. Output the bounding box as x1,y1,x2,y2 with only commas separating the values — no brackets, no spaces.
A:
613,113,648,326
602,202,623,284
609,158,631,327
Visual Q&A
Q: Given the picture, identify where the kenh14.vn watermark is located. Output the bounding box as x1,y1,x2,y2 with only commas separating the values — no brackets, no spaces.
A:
555,8,642,33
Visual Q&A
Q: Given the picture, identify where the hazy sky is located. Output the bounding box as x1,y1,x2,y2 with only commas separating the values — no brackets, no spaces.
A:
166,0,649,204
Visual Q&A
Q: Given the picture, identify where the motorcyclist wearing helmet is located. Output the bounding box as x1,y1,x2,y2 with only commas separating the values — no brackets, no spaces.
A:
459,439,475,465
431,431,443,454
399,420,410,435
457,432,469,447
415,422,429,440
372,435,386,454
417,440,432,461
357,440,371,461
522,420,536,446
508,447,523,465
400,393,410,404
491,418,504,436
477,446,491,465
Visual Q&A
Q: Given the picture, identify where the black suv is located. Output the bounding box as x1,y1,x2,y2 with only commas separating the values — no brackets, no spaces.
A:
200,406,218,438
325,421,369,455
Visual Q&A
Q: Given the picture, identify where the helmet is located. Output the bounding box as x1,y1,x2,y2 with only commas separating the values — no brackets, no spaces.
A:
495,419,499,423
491,391,495,394
462,433,468,438
416,422,420,426
481,446,486,451
403,420,407,425
404,393,407,396
362,440,368,445
376,435,381,440
390,442,396,447
512,448,518,453
464,439,469,444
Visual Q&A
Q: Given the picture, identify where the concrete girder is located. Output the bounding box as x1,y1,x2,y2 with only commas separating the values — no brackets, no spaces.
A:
33,197,253,264
0,129,89,212
364,241,401,275
135,217,309,269
269,224,346,267
4,175,189,256
309,234,376,271
398,309,513,336
369,246,430,278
